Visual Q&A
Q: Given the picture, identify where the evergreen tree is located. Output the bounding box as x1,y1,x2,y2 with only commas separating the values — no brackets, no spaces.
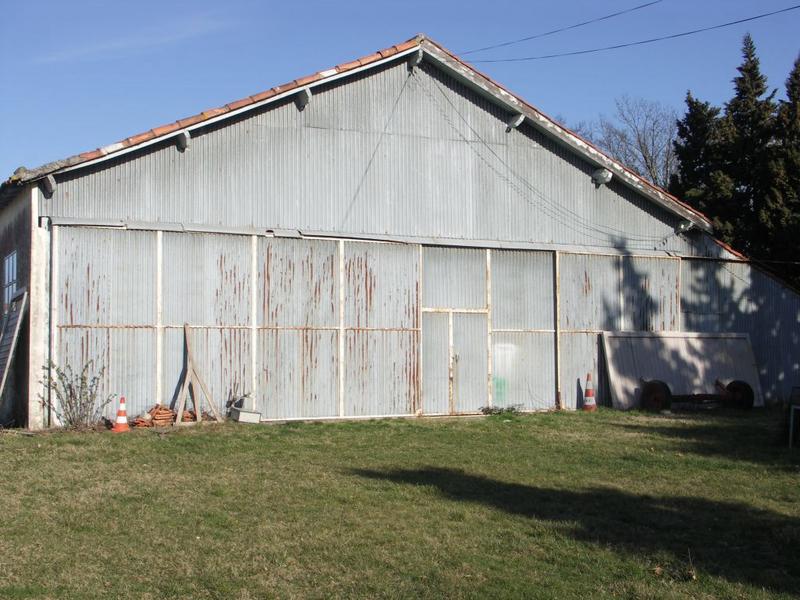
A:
668,92,721,213
777,56,800,220
771,55,800,279
671,35,800,284
716,34,778,257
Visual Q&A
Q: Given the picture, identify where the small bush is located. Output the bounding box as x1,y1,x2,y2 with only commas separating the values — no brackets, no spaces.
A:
39,361,115,429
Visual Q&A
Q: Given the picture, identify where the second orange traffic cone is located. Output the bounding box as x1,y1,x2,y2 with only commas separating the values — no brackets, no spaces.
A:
111,396,130,433
583,373,597,412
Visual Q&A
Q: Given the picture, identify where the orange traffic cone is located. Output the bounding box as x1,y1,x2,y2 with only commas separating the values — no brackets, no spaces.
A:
583,373,597,412
111,396,130,433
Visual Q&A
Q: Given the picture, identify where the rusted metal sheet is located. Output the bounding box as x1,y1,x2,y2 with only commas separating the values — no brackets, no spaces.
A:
257,329,338,419
258,238,338,328
421,312,449,414
492,332,555,410
621,256,680,332
680,259,723,332
423,247,486,309
491,249,554,330
162,327,250,416
343,241,419,329
342,330,418,416
559,253,620,331
56,328,156,419
57,227,156,326
559,332,606,410
162,232,250,326
452,313,488,413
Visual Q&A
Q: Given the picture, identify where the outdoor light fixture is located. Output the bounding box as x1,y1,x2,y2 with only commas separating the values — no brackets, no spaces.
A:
295,87,312,111
677,220,695,233
40,174,56,198
506,113,524,132
591,168,613,187
407,48,423,71
176,131,191,152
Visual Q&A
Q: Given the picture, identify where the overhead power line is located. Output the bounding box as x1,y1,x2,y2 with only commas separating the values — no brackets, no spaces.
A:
472,4,800,63
461,0,663,56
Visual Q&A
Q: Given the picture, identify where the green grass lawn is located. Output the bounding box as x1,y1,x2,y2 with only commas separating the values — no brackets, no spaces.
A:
1,409,799,599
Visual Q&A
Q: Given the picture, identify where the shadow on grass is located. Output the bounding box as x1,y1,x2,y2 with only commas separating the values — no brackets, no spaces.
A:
611,412,799,468
352,467,800,593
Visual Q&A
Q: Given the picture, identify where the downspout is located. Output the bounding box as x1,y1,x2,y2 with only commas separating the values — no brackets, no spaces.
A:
40,215,53,428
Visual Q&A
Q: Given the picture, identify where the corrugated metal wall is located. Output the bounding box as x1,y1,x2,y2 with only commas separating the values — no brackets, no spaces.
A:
681,259,800,401
54,228,423,419
51,225,800,419
558,253,681,409
42,59,724,259
39,54,800,416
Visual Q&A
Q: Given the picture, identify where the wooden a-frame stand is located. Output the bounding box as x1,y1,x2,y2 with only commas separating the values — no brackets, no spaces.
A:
174,323,223,425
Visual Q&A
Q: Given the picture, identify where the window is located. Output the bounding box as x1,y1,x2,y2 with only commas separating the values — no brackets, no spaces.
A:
3,251,17,309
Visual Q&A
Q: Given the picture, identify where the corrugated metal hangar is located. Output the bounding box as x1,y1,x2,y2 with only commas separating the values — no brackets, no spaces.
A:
1,35,797,428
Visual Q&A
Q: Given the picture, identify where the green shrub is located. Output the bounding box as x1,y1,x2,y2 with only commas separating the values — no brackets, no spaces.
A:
39,360,115,429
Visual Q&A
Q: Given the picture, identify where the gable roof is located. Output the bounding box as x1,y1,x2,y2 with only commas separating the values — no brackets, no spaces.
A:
0,34,713,233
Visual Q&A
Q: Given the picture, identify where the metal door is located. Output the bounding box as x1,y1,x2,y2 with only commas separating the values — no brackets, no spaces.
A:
452,313,488,413
422,311,488,414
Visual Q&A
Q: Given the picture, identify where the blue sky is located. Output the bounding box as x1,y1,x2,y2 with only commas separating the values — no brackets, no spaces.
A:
1,0,798,178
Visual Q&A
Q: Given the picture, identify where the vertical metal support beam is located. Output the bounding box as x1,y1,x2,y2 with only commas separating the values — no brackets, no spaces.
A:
338,239,345,417
448,310,454,415
48,224,59,427
250,235,258,409
618,255,625,331
554,251,561,410
417,244,423,413
155,230,163,404
676,257,682,331
486,249,493,407
28,186,48,429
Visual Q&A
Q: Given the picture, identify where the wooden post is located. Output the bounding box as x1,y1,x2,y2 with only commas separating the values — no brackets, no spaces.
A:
174,324,222,424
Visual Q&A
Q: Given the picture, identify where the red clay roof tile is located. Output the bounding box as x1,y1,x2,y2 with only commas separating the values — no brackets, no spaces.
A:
79,149,104,160
250,88,277,102
226,98,253,111
336,60,360,72
177,114,205,128
127,131,156,146
275,82,296,93
396,40,418,52
358,52,382,66
201,108,227,119
295,73,321,87
152,123,181,136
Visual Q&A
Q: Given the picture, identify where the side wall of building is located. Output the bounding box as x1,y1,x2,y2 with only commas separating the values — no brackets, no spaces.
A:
0,189,32,426
29,56,800,423
49,225,797,422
